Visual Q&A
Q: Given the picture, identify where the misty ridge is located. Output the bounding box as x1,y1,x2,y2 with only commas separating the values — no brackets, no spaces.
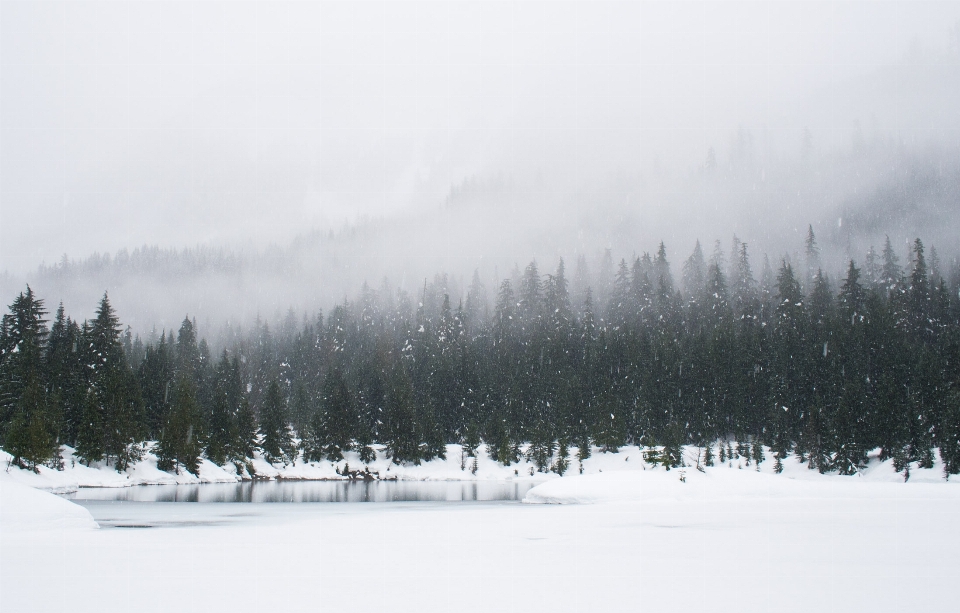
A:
3,126,960,340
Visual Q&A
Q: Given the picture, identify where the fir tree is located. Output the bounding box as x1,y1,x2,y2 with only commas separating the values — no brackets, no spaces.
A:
259,379,294,464
234,396,259,459
554,438,569,475
382,361,422,465
75,389,104,465
156,375,203,475
87,294,143,471
205,350,236,466
0,288,58,469
318,367,357,461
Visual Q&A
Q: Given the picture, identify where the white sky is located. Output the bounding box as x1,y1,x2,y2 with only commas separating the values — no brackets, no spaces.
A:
2,0,959,273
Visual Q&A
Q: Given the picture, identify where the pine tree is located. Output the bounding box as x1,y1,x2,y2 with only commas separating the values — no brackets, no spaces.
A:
86,294,143,471
382,361,422,464
462,421,481,457
682,241,707,299
881,236,902,296
937,391,960,478
518,260,542,330
138,334,173,441
318,367,356,461
908,238,930,339
751,437,764,466
609,259,632,328
554,438,569,475
0,288,58,469
156,375,203,474
804,225,821,288
768,261,806,456
73,364,102,454
864,245,882,290
234,395,259,459
465,269,488,334
205,350,236,466
46,303,81,448
259,379,294,464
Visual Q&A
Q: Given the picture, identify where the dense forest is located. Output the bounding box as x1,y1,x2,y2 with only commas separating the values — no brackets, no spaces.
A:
2,228,959,480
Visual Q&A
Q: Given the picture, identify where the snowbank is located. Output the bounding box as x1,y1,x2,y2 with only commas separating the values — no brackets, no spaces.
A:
523,464,821,504
4,442,958,496
0,475,98,532
0,447,240,492
524,449,960,505
0,443,562,491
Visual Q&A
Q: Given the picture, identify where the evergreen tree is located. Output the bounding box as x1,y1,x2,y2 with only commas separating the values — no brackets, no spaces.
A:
234,395,259,460
138,334,173,440
804,225,821,287
259,379,294,464
768,261,805,457
75,388,105,465
880,236,902,296
87,294,144,471
46,303,82,447
0,288,58,469
205,350,236,465
554,438,569,475
682,240,707,298
156,375,203,474
908,238,930,339
382,361,423,464
317,367,357,461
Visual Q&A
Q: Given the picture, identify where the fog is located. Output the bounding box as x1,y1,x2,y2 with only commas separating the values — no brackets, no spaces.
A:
2,1,960,331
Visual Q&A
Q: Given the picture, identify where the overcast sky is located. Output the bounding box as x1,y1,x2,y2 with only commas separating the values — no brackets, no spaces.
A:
2,0,960,275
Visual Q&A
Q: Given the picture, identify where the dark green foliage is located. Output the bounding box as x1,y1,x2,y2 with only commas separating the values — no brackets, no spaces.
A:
75,389,104,465
46,303,83,448
5,377,58,471
259,379,294,464
381,361,429,465
0,288,59,470
156,375,204,474
527,435,555,473
205,351,236,466
703,441,714,467
320,368,356,460
138,335,173,441
87,294,144,471
751,437,764,466
462,421,481,458
234,397,259,459
938,391,960,478
554,439,569,475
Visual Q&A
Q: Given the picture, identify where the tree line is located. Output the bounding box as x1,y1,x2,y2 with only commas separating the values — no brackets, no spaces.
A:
2,228,959,480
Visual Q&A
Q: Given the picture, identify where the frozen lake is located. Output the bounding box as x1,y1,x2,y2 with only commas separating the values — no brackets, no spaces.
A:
8,468,960,612
63,479,539,504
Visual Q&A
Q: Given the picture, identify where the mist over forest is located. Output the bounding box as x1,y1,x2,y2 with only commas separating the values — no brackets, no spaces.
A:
3,1,960,337
3,127,960,341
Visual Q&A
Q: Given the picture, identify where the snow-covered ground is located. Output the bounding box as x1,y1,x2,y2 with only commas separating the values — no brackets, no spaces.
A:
3,446,958,612
0,443,560,492
4,442,955,493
